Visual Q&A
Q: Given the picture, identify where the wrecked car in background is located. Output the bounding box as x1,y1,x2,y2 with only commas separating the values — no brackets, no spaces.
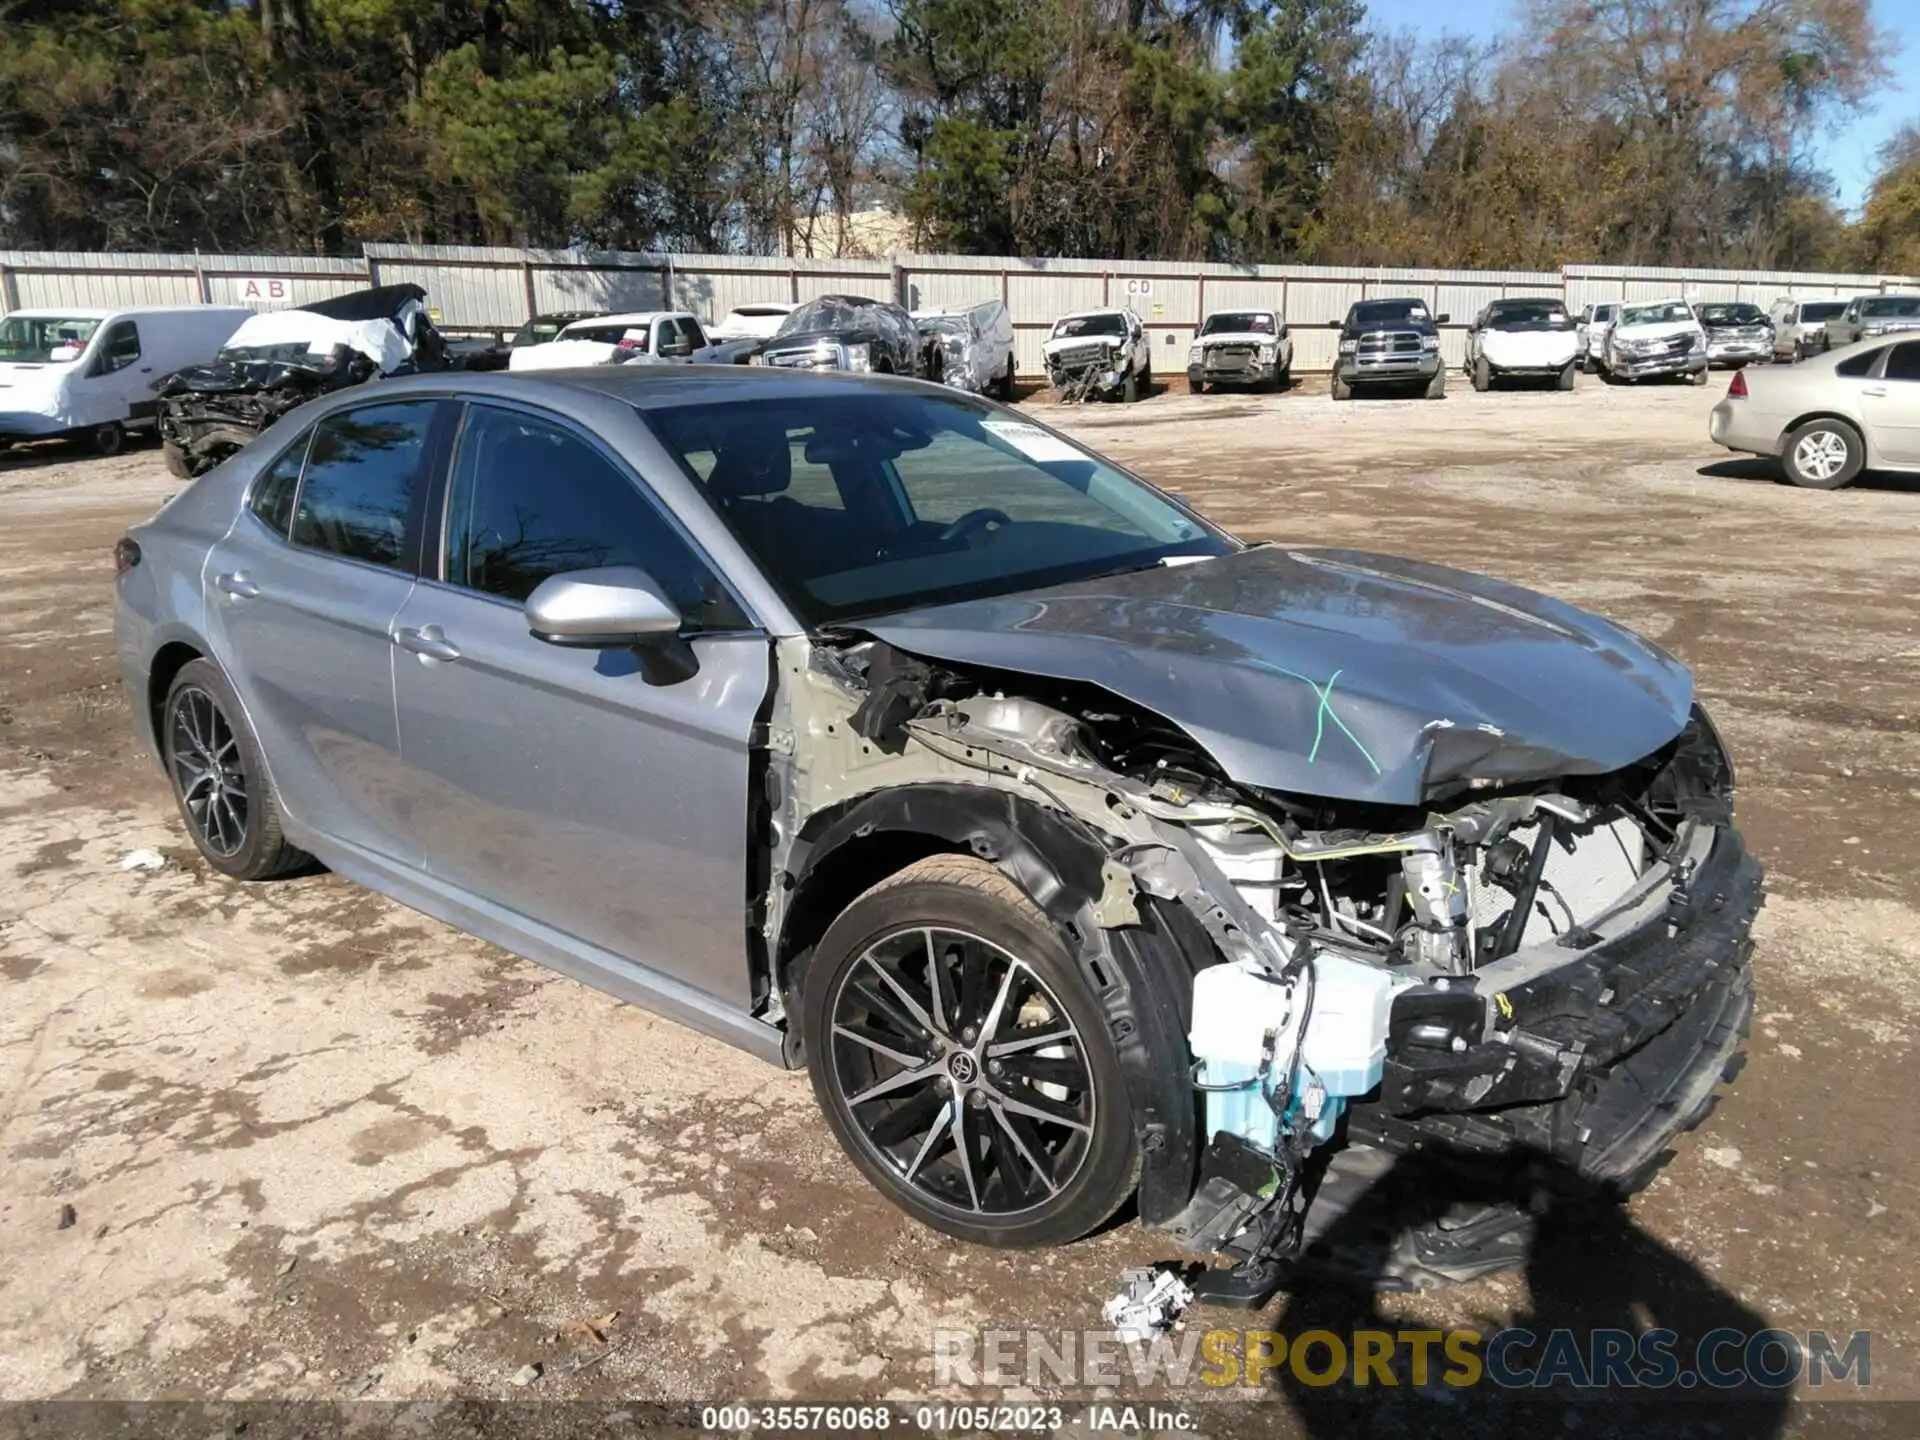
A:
1187,309,1293,392
506,311,758,371
1043,308,1151,402
117,367,1759,1296
1464,297,1580,391
1697,303,1774,368
1601,298,1709,384
915,300,1017,398
155,284,453,477
757,294,924,375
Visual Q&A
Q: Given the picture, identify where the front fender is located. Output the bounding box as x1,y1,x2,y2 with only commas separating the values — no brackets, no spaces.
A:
782,784,1208,1227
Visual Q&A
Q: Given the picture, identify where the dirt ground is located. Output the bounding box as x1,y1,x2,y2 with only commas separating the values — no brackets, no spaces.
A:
2,373,1916,1431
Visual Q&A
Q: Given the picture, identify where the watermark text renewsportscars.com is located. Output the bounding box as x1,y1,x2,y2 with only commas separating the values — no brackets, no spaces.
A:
932,1326,1871,1392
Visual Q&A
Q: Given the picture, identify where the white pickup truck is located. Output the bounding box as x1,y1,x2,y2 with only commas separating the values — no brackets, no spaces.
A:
508,311,758,371
1042,308,1151,401
1186,309,1293,391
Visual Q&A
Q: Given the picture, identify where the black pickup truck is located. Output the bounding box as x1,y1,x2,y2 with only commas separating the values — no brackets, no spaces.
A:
1329,298,1449,400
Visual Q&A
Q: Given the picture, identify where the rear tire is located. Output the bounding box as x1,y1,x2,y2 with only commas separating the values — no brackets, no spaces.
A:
162,658,312,880
801,855,1138,1248
997,357,1016,400
87,421,126,457
1780,419,1864,490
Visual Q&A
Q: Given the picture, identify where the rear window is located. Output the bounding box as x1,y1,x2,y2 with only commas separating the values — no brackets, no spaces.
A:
1861,296,1920,317
249,430,310,538
290,401,440,570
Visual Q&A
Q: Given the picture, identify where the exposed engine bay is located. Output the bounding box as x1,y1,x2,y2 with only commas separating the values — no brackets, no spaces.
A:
759,633,1760,1292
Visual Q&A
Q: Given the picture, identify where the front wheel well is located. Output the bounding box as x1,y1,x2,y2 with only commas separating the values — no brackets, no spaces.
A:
147,640,205,745
776,830,965,1009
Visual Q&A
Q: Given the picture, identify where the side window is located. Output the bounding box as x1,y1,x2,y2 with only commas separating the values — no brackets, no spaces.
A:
1835,347,1883,378
93,321,141,375
443,404,749,630
1885,342,1920,381
675,317,704,348
290,400,439,570
248,429,311,538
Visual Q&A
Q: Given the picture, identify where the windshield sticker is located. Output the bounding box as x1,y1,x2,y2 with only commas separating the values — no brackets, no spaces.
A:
980,419,1085,464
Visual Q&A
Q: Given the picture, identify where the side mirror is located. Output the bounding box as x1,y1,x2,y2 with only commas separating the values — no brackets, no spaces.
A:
526,567,697,684
1326,319,1342,328
526,566,681,646
1436,313,1451,325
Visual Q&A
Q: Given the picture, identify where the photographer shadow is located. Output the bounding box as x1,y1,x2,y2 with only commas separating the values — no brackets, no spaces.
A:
1261,1144,1792,1437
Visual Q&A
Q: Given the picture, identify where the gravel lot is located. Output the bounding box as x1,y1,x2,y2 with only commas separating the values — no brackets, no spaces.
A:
1,373,1916,1430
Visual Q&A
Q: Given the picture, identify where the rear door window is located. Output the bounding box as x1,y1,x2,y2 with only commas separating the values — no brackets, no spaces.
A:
1884,342,1920,382
1835,348,1884,378
290,401,442,570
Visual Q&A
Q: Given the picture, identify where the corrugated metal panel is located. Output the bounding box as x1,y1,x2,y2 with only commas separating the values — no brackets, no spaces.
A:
13,269,197,309
1112,273,1199,326
904,269,1005,313
1200,279,1284,316
532,265,668,319
1009,271,1107,321
372,257,523,329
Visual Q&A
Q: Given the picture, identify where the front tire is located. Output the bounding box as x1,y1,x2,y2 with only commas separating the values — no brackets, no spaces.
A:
801,856,1138,1248
1557,360,1577,391
1471,356,1491,392
1120,369,1139,403
1425,367,1447,399
163,441,194,479
162,659,311,880
1781,419,1864,490
1331,376,1352,400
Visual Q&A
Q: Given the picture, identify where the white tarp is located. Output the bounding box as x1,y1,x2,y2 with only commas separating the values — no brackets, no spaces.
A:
221,305,413,374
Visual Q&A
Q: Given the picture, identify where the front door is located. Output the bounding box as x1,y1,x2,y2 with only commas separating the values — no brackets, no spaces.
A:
386,401,770,1004
203,398,451,863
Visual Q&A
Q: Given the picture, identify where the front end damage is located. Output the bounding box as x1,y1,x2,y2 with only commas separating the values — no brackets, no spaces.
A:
759,634,1759,1293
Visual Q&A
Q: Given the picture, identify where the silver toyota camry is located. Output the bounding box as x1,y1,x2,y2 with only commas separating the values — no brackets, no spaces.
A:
116,367,1760,1289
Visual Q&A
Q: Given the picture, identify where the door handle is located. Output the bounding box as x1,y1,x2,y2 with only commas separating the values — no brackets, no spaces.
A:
394,624,462,662
214,571,259,599
1863,386,1887,397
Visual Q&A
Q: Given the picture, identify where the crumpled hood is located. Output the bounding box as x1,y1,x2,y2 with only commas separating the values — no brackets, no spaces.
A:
1482,328,1579,364
1043,333,1124,358
1613,319,1703,344
863,546,1693,805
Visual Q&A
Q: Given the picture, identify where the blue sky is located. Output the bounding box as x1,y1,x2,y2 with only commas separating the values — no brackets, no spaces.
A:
1363,0,1919,212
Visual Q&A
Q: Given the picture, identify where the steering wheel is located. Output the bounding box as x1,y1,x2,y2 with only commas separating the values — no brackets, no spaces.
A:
938,507,1013,544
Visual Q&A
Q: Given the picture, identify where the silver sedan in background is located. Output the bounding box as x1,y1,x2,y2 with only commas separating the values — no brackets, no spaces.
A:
1710,336,1920,488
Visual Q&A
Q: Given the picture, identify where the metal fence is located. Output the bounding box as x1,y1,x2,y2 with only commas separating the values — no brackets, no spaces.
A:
4,245,1914,376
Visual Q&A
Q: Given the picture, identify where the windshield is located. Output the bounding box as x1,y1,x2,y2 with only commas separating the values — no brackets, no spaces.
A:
1621,301,1695,326
1347,300,1429,329
512,315,588,347
1200,312,1275,335
1860,296,1920,317
1484,299,1571,330
1053,313,1127,338
1800,301,1845,321
1699,303,1766,326
562,322,649,351
646,392,1232,625
920,317,970,336
0,315,101,363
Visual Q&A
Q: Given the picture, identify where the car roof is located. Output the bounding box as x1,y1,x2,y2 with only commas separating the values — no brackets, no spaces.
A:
1055,307,1135,320
360,363,962,413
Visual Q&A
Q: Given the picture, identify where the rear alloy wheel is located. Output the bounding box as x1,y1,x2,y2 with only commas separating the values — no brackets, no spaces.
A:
1781,419,1863,490
163,658,311,879
802,856,1136,1248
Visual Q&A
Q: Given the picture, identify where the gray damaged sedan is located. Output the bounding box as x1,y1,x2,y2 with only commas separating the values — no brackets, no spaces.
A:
115,367,1760,1291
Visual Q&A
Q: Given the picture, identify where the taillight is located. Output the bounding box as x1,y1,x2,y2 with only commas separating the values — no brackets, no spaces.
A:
113,537,141,574
1727,370,1748,398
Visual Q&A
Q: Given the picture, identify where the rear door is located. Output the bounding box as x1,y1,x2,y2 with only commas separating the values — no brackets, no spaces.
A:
1864,341,1920,466
203,397,453,864
385,400,770,1004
